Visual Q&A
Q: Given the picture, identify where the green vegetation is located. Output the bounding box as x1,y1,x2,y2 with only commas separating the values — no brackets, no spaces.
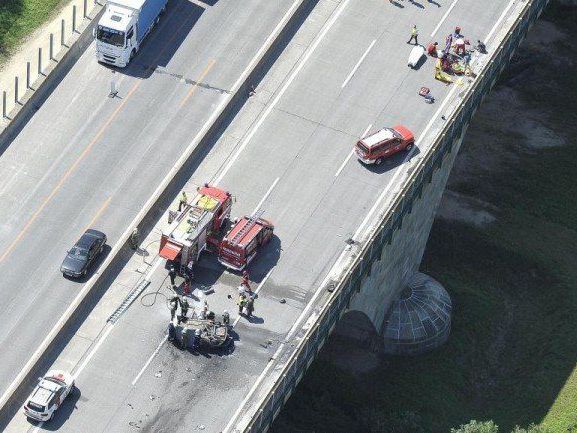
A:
451,421,499,433
0,0,68,61
271,3,577,433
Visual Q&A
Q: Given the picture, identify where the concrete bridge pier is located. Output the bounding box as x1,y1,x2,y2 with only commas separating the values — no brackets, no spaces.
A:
336,128,467,355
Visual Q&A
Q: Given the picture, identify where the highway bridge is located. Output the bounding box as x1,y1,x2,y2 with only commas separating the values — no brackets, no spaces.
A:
0,0,547,431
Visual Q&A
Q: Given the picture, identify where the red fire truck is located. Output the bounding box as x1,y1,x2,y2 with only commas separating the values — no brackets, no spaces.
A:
159,185,275,273
159,185,232,272
218,210,274,271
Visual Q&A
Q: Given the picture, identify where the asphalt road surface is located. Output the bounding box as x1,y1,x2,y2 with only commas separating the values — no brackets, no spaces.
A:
1,0,521,431
0,0,301,403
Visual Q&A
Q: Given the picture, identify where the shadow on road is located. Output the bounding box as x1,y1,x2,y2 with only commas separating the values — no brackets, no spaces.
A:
40,386,82,431
362,146,421,175
408,0,425,9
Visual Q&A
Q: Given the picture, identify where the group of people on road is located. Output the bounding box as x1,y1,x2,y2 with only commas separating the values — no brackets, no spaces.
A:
237,270,257,318
168,259,194,294
406,22,488,85
169,264,257,322
169,295,190,323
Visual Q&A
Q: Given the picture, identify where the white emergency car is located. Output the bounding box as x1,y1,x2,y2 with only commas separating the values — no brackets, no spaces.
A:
23,370,75,422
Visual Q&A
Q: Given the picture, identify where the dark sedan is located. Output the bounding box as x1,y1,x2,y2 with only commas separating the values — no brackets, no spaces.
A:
60,229,107,278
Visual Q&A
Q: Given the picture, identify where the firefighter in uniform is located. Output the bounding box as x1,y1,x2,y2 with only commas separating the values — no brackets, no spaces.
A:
180,297,189,323
242,270,250,289
178,191,188,212
169,264,177,289
169,296,179,321
237,294,247,315
245,296,254,318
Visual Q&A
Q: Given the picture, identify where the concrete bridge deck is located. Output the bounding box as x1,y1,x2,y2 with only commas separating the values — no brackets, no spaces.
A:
0,0,298,410
0,0,541,431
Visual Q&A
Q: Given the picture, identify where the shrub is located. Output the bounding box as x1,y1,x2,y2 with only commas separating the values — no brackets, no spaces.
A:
451,420,500,433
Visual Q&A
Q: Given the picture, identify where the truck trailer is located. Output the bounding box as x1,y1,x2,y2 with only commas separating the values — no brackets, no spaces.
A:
95,0,168,67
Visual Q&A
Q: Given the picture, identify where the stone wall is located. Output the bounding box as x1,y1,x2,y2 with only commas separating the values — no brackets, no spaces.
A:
347,128,466,339
238,1,551,431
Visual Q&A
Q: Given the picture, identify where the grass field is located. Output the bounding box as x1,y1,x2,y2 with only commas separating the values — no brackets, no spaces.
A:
0,0,68,61
271,3,577,433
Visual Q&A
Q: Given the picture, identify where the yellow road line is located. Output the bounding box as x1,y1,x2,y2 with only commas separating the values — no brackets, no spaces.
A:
84,197,112,232
0,82,140,264
179,59,216,109
0,14,216,264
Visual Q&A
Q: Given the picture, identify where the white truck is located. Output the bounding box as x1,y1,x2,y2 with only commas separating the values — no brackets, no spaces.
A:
95,0,168,67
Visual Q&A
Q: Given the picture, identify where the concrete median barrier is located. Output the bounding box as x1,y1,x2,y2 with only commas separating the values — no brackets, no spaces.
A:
0,0,319,425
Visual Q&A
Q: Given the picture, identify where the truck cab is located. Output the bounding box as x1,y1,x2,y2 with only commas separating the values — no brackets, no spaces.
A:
95,0,167,67
355,125,415,165
96,4,137,67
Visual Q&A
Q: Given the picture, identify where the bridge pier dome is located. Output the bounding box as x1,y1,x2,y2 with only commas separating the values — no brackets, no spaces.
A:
382,272,452,356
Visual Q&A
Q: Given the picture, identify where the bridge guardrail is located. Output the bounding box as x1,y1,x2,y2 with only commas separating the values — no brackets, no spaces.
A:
242,0,548,431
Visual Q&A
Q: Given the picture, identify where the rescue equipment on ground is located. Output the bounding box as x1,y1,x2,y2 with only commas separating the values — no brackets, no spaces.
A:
419,87,435,103
408,45,425,68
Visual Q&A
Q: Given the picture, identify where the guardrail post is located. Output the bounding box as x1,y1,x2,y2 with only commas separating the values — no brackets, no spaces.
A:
83,0,88,18
14,77,19,104
61,19,65,46
49,33,54,61
26,62,31,89
72,6,77,33
38,48,42,75
2,91,6,118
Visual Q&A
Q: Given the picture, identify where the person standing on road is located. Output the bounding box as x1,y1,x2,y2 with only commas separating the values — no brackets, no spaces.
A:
183,278,191,296
180,297,189,322
245,284,256,302
186,260,194,281
245,297,254,318
238,294,247,315
476,39,487,53
169,264,177,289
200,301,209,320
242,270,250,289
178,191,188,212
408,25,418,45
427,41,439,57
169,296,179,321
129,228,139,250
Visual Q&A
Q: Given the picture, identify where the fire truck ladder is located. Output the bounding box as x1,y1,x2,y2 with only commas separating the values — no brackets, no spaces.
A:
231,209,264,244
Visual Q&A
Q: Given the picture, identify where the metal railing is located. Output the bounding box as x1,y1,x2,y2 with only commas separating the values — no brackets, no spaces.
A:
0,0,101,120
241,0,549,431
